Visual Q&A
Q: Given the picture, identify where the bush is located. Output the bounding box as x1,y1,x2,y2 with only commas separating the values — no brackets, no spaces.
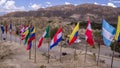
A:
111,42,120,53
50,27,58,39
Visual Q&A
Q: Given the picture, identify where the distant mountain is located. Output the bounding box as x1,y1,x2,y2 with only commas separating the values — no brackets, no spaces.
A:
0,12,7,16
1,4,120,24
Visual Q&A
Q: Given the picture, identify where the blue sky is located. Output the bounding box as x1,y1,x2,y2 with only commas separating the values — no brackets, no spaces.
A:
0,0,120,13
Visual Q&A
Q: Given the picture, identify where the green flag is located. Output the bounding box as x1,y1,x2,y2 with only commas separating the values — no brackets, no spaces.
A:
24,28,30,45
43,25,50,38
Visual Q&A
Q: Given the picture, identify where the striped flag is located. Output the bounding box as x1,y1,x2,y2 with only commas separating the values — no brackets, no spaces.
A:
26,26,36,50
1,25,4,34
9,22,12,32
68,23,79,45
85,20,94,46
24,28,30,45
5,24,8,34
38,25,50,48
50,27,62,49
102,19,116,46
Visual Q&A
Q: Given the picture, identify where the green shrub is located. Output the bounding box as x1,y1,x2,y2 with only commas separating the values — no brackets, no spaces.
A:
50,27,58,39
40,65,46,68
111,42,120,53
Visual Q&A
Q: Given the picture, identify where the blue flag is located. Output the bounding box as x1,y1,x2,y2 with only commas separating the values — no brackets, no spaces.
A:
50,28,62,49
102,19,116,46
10,22,12,32
1,25,4,34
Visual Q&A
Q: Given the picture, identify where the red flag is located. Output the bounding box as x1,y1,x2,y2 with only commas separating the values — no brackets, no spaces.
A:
5,24,8,34
38,37,44,48
85,20,94,46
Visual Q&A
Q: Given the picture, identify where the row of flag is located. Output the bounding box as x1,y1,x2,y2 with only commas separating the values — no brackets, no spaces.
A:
1,16,120,50
20,19,93,50
0,22,12,34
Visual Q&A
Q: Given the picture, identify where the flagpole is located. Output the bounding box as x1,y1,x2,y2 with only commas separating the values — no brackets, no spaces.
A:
28,25,31,60
29,48,31,59
84,44,88,64
60,42,62,63
0,25,1,40
34,23,37,63
47,38,50,63
34,36,37,63
74,46,76,61
97,42,101,66
111,41,116,68
10,30,12,42
20,17,22,45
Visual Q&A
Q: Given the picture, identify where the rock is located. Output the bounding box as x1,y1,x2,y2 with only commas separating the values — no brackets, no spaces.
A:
62,52,67,56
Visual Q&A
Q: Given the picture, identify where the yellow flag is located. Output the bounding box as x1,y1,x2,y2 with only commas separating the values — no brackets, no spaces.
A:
23,29,29,35
115,16,120,40
69,22,80,44
32,27,36,33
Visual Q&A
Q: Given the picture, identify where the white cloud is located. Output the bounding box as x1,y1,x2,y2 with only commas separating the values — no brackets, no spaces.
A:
93,2,117,8
74,4,78,6
29,4,41,10
107,2,116,7
109,0,120,3
65,2,71,5
4,0,16,9
46,2,51,4
0,0,6,6
94,2,98,5
0,0,25,13
45,2,52,7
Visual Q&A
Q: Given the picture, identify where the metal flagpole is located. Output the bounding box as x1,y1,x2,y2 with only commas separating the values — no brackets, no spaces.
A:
74,47,76,61
10,30,12,42
60,43,62,63
29,48,31,59
111,42,116,68
84,44,88,63
47,38,50,63
34,36,37,63
97,43,101,66
19,18,21,45
0,25,2,40
29,25,31,60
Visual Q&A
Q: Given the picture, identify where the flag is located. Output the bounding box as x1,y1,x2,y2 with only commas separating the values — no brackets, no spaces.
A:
50,27,62,49
5,24,8,34
24,28,30,45
38,25,50,48
115,16,120,42
26,26,36,50
1,25,4,34
68,23,79,45
102,19,116,46
26,41,32,50
43,25,50,38
9,22,12,32
85,20,94,46
38,37,44,48
21,29,29,40
29,26,36,41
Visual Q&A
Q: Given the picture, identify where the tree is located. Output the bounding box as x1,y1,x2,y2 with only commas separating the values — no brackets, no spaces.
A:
111,42,120,53
50,27,58,39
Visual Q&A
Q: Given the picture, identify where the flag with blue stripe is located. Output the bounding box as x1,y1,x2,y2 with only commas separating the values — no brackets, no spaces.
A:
102,19,116,46
1,25,4,34
10,22,12,32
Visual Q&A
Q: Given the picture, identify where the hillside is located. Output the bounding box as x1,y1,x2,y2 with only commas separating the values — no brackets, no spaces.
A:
1,4,120,24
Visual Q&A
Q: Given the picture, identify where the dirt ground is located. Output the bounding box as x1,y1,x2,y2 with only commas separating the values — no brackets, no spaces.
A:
0,40,108,68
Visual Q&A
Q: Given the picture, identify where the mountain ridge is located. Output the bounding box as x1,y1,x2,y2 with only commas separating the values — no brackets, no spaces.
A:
1,4,120,24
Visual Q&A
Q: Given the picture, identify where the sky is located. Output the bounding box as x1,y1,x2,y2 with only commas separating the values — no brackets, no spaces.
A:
0,0,120,14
